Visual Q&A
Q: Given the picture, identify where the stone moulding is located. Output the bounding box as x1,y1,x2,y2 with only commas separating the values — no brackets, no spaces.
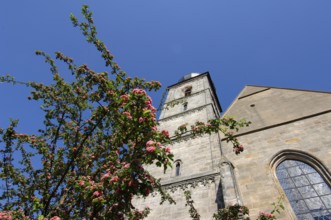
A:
158,103,218,123
163,89,206,106
160,172,220,193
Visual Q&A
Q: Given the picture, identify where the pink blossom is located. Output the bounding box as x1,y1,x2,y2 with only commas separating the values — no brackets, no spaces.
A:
110,176,120,183
132,88,146,95
259,211,274,218
146,146,156,152
161,130,170,138
79,180,85,186
165,147,171,153
101,172,111,180
93,191,102,197
150,106,156,112
14,133,27,137
0,211,12,220
146,140,154,147
152,126,157,131
124,163,130,169
122,111,132,119
120,94,129,101
139,117,144,123
50,216,61,220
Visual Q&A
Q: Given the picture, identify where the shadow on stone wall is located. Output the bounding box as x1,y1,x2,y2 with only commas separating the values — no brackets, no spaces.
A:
216,181,225,209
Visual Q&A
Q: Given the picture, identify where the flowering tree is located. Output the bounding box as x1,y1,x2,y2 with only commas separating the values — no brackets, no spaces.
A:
184,190,284,220
0,5,250,220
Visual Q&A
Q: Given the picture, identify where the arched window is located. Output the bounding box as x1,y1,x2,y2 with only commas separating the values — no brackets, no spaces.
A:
175,162,181,176
276,159,331,219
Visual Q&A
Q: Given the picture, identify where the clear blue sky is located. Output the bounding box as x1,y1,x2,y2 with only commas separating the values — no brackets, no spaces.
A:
1,1,331,133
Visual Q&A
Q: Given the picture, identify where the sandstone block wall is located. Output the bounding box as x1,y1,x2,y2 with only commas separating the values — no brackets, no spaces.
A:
221,112,331,220
133,176,222,220
135,74,224,219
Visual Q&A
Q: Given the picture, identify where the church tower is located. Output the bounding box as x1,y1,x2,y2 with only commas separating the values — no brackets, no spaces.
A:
134,72,241,219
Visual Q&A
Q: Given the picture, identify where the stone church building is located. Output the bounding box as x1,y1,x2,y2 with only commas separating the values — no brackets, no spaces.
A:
134,72,331,220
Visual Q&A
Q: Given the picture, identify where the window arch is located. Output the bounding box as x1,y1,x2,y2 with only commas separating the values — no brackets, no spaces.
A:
271,150,331,220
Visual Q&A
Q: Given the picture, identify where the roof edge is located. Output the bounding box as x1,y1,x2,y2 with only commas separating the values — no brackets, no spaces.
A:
246,84,331,94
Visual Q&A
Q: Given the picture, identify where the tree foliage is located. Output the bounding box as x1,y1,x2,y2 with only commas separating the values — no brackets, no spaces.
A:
0,5,250,219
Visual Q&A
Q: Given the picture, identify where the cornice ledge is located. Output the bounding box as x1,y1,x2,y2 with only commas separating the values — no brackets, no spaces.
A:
163,89,206,106
160,171,220,193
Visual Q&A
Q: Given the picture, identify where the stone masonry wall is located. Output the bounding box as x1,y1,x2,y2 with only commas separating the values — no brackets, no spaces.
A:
134,74,224,220
133,176,222,220
224,86,331,135
145,133,221,182
221,112,331,219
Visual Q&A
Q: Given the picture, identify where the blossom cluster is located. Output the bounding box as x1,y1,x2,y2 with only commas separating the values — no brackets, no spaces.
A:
0,210,30,220
258,211,276,220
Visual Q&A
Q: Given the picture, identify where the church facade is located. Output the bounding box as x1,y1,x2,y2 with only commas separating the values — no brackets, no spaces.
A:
134,73,331,220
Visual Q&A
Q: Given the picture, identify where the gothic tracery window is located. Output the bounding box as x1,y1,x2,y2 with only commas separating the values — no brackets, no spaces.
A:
276,160,331,220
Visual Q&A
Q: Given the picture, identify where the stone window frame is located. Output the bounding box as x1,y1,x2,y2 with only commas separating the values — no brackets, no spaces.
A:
270,149,331,220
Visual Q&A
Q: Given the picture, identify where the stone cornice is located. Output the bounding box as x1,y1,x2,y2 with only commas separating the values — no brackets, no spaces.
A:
163,89,205,106
221,109,331,140
160,171,220,193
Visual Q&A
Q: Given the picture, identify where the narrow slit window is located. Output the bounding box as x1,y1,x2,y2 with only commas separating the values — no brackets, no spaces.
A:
183,102,188,111
176,162,181,176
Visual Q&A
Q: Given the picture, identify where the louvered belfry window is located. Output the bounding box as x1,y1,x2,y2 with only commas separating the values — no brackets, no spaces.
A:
276,160,331,220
